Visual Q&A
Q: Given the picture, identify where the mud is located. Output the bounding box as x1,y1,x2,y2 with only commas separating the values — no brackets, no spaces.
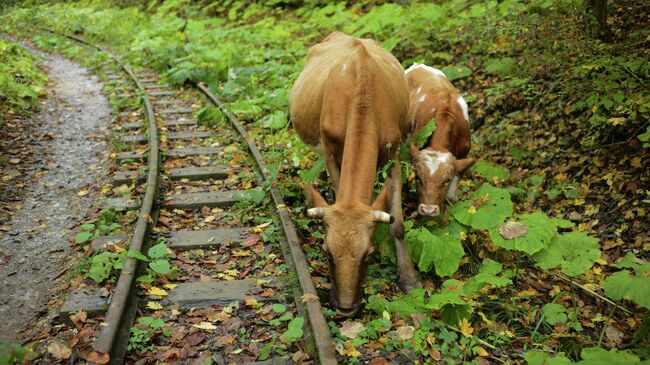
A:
0,53,110,342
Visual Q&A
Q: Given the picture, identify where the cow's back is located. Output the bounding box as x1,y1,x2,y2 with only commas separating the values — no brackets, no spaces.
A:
405,65,470,158
290,32,408,152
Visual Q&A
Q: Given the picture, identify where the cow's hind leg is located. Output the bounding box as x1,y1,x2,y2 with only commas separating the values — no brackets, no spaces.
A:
388,161,421,291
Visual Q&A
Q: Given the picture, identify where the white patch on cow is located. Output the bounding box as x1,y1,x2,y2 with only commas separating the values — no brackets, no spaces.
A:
456,95,469,122
416,86,422,94
405,63,447,79
420,151,452,176
446,176,459,200
342,63,349,72
418,94,426,103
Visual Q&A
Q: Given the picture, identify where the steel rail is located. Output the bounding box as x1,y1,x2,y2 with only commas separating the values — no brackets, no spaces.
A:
40,29,162,362
196,83,338,365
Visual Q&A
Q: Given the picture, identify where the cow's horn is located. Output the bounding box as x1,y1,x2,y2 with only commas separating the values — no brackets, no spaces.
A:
306,207,326,219
372,211,393,224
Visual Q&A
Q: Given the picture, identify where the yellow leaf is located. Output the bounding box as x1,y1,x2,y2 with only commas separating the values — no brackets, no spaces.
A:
77,189,89,197
232,250,251,257
112,245,126,253
146,287,168,297
301,293,319,303
474,346,489,357
256,222,272,229
244,297,259,308
459,318,474,337
192,321,217,330
163,284,178,290
146,302,163,310
467,206,477,214
343,343,360,357
478,312,492,326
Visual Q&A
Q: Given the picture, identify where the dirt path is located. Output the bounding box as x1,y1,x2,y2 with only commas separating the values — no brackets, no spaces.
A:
0,53,110,342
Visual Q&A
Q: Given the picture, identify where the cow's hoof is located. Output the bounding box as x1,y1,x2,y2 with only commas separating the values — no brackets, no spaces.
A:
398,273,422,292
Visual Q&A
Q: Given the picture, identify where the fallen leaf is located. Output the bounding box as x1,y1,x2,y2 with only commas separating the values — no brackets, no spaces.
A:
185,331,207,346
340,321,366,339
147,301,163,310
605,324,624,346
87,351,110,364
301,293,319,303
146,287,168,297
245,297,260,308
393,325,415,341
343,343,361,357
77,189,89,197
9,158,20,164
47,340,71,361
498,220,528,239
369,357,389,365
474,346,489,357
163,283,178,290
459,318,474,337
0,226,11,232
192,321,217,330
70,309,87,328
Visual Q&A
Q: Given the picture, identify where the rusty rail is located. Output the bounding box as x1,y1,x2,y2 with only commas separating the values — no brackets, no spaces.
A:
195,83,338,364
39,29,161,363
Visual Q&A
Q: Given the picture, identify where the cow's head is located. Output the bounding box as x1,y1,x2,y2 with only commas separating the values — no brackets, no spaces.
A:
410,144,475,217
305,184,392,317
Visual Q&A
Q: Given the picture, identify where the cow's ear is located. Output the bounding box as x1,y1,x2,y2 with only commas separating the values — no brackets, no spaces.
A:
371,178,392,211
454,158,476,174
305,184,329,208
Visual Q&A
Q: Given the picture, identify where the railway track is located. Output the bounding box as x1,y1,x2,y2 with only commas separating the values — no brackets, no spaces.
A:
37,31,337,364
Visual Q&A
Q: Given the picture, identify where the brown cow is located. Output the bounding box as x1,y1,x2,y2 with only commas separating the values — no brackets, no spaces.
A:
290,32,420,317
405,63,475,217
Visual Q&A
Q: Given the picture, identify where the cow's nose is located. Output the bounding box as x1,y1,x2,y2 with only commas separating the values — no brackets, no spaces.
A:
335,305,359,318
418,204,440,217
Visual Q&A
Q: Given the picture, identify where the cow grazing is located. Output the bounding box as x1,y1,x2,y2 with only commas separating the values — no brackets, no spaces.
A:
405,63,475,217
290,32,420,317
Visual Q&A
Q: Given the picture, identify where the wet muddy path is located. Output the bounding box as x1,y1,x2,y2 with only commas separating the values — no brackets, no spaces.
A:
0,53,110,342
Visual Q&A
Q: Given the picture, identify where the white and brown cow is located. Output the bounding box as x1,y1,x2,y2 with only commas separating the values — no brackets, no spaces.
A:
405,63,475,217
290,32,420,317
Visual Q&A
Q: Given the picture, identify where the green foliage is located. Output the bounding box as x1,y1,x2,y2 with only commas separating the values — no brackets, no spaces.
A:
261,110,289,130
533,231,601,277
541,303,567,325
525,347,646,365
128,316,169,353
471,161,509,181
489,212,561,255
0,342,37,365
413,119,436,149
485,57,516,77
441,65,472,81
148,242,171,275
367,285,472,325
88,251,125,284
0,39,47,117
406,221,465,276
463,259,512,296
451,184,513,230
75,231,94,244
279,316,304,345
604,270,650,310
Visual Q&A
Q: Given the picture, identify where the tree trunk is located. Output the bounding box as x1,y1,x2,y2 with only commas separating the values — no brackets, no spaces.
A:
589,0,613,41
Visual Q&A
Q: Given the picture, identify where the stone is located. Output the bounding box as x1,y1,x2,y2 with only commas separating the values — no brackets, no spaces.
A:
60,289,109,322
90,235,128,252
167,131,211,140
168,228,251,250
168,166,230,180
121,134,147,143
167,146,220,157
160,108,194,114
103,197,140,210
163,190,243,209
165,280,255,308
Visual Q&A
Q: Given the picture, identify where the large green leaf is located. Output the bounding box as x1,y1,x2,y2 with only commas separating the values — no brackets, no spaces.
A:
450,184,513,230
463,259,512,296
485,57,516,77
441,65,472,81
406,223,465,276
489,212,558,255
525,347,644,365
533,231,600,277
261,110,289,130
541,303,567,325
604,270,650,309
471,161,509,181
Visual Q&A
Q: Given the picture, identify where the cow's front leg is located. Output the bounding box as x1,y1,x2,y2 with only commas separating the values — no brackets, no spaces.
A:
323,144,341,193
388,161,421,291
